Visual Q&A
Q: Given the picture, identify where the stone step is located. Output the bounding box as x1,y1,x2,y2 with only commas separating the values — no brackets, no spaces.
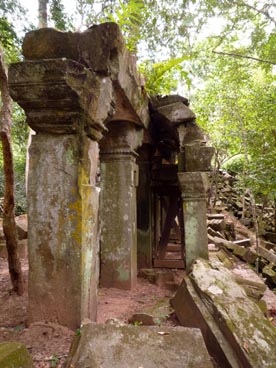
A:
153,259,185,269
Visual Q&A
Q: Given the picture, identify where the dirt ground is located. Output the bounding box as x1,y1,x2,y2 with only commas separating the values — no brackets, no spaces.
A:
0,257,183,367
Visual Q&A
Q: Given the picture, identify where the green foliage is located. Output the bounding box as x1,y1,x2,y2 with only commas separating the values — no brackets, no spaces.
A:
193,40,276,202
133,320,142,326
223,154,245,173
105,0,145,52
75,328,81,336
50,354,59,368
139,57,190,95
49,0,74,31
0,17,18,50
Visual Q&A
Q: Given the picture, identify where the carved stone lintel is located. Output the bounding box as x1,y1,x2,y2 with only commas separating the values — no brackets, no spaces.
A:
8,59,114,141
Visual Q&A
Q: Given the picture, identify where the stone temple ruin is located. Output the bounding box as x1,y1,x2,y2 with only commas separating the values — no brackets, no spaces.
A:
7,23,276,368
8,22,213,331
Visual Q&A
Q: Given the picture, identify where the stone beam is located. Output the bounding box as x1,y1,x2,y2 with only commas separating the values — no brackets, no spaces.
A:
9,59,113,330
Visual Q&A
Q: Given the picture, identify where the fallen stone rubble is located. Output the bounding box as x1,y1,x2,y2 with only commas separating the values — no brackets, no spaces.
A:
172,258,276,368
210,169,276,235
207,212,276,289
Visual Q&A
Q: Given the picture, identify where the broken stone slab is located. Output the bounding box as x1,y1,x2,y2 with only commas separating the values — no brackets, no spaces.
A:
172,276,240,367
212,236,235,251
0,342,33,368
258,247,276,266
65,322,213,368
242,248,258,264
233,276,266,301
262,240,276,251
140,298,174,326
208,226,226,239
207,219,226,231
173,259,276,368
216,249,234,269
262,265,276,287
225,220,235,233
232,244,248,258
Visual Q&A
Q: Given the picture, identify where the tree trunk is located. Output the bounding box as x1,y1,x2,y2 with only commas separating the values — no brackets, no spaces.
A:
38,0,49,28
0,47,24,295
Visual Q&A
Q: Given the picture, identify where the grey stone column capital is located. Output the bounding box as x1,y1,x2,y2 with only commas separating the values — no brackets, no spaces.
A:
8,59,114,141
99,119,144,155
177,172,210,200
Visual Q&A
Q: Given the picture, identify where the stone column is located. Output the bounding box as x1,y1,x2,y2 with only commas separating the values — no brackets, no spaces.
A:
178,172,210,271
8,59,113,329
100,121,142,289
137,142,154,269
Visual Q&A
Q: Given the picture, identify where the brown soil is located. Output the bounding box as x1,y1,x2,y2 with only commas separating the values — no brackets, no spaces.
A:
0,257,183,367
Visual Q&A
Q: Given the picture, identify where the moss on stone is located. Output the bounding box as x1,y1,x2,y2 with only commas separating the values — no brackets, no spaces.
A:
0,342,33,368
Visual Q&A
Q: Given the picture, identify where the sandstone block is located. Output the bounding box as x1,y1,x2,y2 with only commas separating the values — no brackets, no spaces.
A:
66,322,213,368
172,259,276,368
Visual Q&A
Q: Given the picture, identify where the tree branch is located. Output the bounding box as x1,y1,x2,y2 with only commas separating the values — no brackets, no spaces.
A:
212,49,276,65
230,0,276,25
